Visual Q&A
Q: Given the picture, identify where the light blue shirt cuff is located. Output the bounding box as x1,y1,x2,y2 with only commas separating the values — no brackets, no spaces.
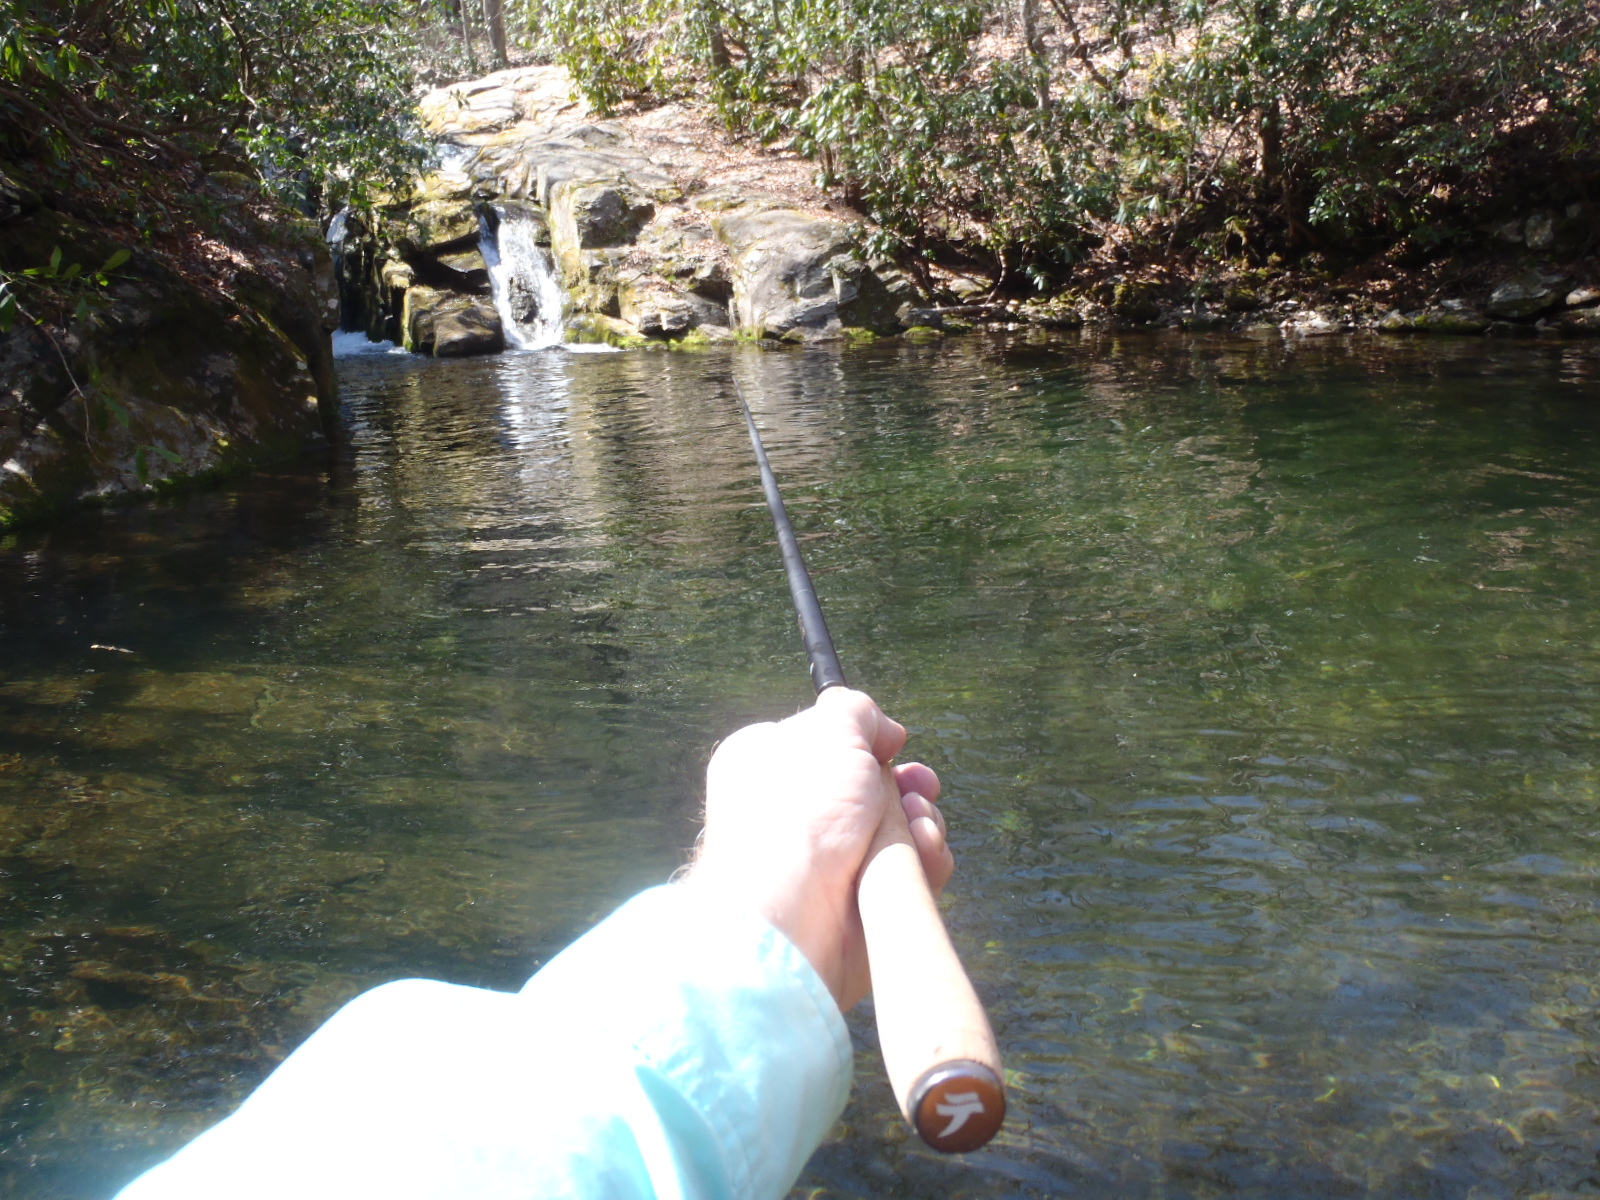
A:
114,883,852,1200
524,884,854,1198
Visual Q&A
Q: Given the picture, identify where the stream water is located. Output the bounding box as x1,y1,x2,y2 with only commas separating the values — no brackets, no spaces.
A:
2,333,1599,1198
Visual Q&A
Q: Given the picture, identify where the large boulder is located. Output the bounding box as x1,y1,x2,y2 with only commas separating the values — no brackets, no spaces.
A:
1,207,333,528
1112,282,1162,323
617,274,725,337
550,179,655,255
1486,270,1574,320
402,286,503,356
608,211,732,338
710,201,910,339
434,247,491,292
417,66,591,139
544,179,662,315
433,303,505,356
635,216,729,302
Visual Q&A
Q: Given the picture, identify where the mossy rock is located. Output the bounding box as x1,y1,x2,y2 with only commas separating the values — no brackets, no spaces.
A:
1222,285,1260,313
1018,300,1084,329
1112,283,1162,323
1378,308,1489,336
902,325,944,342
667,327,718,349
564,313,648,349
202,170,261,201
1413,309,1490,335
397,201,481,255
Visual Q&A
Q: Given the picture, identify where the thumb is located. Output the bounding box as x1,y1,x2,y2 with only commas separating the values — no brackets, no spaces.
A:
813,687,907,764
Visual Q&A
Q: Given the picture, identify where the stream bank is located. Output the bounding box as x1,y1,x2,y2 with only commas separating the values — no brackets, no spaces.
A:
5,60,1596,533
344,66,1600,362
0,170,340,531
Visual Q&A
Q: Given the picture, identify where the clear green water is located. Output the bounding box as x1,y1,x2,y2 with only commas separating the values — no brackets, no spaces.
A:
2,333,1599,1198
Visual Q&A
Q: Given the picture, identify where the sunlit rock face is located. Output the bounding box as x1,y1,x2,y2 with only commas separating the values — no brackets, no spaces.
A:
0,197,338,529
337,64,925,352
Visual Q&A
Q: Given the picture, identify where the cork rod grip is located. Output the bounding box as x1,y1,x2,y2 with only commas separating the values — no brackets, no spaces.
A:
856,764,1006,1153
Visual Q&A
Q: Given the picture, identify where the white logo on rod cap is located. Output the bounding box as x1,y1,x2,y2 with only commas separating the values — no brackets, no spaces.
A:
934,1091,986,1137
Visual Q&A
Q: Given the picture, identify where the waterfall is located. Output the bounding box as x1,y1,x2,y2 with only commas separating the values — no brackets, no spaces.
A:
480,203,567,350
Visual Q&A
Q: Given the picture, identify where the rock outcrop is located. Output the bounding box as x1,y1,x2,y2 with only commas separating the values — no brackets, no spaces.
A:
337,66,926,351
327,67,1600,353
1,184,338,529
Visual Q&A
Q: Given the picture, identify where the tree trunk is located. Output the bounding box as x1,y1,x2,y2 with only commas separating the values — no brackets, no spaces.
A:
1020,0,1051,110
483,0,508,69
707,20,732,74
1259,95,1281,193
459,0,478,73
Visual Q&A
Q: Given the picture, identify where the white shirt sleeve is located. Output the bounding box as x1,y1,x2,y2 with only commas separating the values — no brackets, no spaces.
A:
114,885,853,1200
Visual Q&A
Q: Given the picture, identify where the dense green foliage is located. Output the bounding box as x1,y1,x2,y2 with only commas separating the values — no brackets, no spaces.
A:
520,0,1600,273
0,0,426,213
3,0,1594,276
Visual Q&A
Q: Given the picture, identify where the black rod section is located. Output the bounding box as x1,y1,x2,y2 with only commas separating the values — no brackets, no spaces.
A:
733,377,848,694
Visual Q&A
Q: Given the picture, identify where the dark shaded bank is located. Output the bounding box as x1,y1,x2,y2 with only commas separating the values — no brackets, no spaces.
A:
0,170,341,532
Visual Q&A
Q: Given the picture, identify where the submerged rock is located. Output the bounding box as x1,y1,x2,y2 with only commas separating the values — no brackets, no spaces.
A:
1554,308,1600,336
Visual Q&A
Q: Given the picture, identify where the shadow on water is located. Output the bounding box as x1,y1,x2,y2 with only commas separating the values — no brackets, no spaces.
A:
2,332,1600,1196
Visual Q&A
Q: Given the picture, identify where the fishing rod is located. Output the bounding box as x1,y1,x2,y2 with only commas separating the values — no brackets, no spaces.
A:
733,376,1006,1155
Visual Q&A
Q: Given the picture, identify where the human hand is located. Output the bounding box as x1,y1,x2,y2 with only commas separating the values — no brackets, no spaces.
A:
685,688,953,1011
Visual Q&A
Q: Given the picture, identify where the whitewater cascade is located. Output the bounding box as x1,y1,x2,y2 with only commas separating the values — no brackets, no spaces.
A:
480,204,568,350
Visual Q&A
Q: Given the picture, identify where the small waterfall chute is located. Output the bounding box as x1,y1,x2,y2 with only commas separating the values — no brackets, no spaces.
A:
480,203,567,350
